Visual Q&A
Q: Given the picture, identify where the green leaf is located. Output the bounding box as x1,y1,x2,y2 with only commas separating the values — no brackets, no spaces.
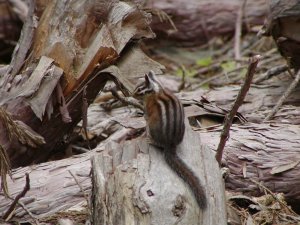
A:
175,67,197,77
221,61,236,72
196,57,212,67
240,68,247,77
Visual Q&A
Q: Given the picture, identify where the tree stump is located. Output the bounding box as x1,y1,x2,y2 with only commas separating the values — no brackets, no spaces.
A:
90,125,226,225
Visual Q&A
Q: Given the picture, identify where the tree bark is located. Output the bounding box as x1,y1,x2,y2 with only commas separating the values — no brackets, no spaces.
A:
0,150,91,223
200,123,300,206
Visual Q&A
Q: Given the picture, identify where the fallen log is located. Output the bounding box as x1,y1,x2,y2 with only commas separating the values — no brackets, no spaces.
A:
146,0,267,46
0,0,268,53
0,126,226,224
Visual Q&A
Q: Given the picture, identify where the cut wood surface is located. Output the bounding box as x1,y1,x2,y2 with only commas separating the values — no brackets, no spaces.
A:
91,125,226,225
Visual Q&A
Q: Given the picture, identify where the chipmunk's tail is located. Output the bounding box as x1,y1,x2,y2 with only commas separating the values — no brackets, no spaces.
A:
164,149,207,209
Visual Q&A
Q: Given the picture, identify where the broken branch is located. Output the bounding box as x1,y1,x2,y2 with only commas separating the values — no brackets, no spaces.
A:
215,55,261,166
3,173,30,221
264,69,300,121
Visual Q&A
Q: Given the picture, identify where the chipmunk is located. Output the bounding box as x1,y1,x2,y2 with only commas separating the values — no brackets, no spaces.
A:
133,71,207,209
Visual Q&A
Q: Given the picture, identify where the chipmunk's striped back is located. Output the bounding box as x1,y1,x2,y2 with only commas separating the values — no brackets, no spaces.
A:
145,87,185,148
134,71,207,209
134,71,185,148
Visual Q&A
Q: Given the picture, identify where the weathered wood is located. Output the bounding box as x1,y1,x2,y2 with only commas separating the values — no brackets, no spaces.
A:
146,0,267,46
2,74,300,222
0,152,92,223
0,124,226,224
0,0,163,168
0,0,268,54
200,123,300,206
85,74,300,205
91,125,226,225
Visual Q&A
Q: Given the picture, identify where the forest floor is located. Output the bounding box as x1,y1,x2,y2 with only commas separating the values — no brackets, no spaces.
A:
69,33,300,225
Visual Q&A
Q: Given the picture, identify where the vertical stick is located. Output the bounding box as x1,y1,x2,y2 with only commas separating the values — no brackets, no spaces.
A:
234,0,247,60
215,55,260,166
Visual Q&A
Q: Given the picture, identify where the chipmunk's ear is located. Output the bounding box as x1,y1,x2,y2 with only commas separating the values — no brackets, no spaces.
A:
144,73,150,86
146,70,158,84
145,70,162,92
147,70,155,79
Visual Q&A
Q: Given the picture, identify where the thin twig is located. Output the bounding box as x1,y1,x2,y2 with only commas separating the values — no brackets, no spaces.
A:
193,63,221,78
249,178,298,216
234,0,247,60
215,55,261,166
17,201,40,225
68,171,90,216
193,65,247,90
264,69,300,121
254,65,288,84
82,85,91,150
0,144,11,198
145,8,177,32
110,87,144,111
178,65,186,91
3,173,30,221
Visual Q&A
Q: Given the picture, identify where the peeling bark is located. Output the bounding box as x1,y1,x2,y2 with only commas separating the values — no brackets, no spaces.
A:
0,0,163,168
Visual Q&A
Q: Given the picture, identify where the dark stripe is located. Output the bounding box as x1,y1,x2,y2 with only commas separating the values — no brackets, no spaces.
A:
163,91,177,142
163,90,184,144
178,97,185,141
155,95,165,139
157,94,170,145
